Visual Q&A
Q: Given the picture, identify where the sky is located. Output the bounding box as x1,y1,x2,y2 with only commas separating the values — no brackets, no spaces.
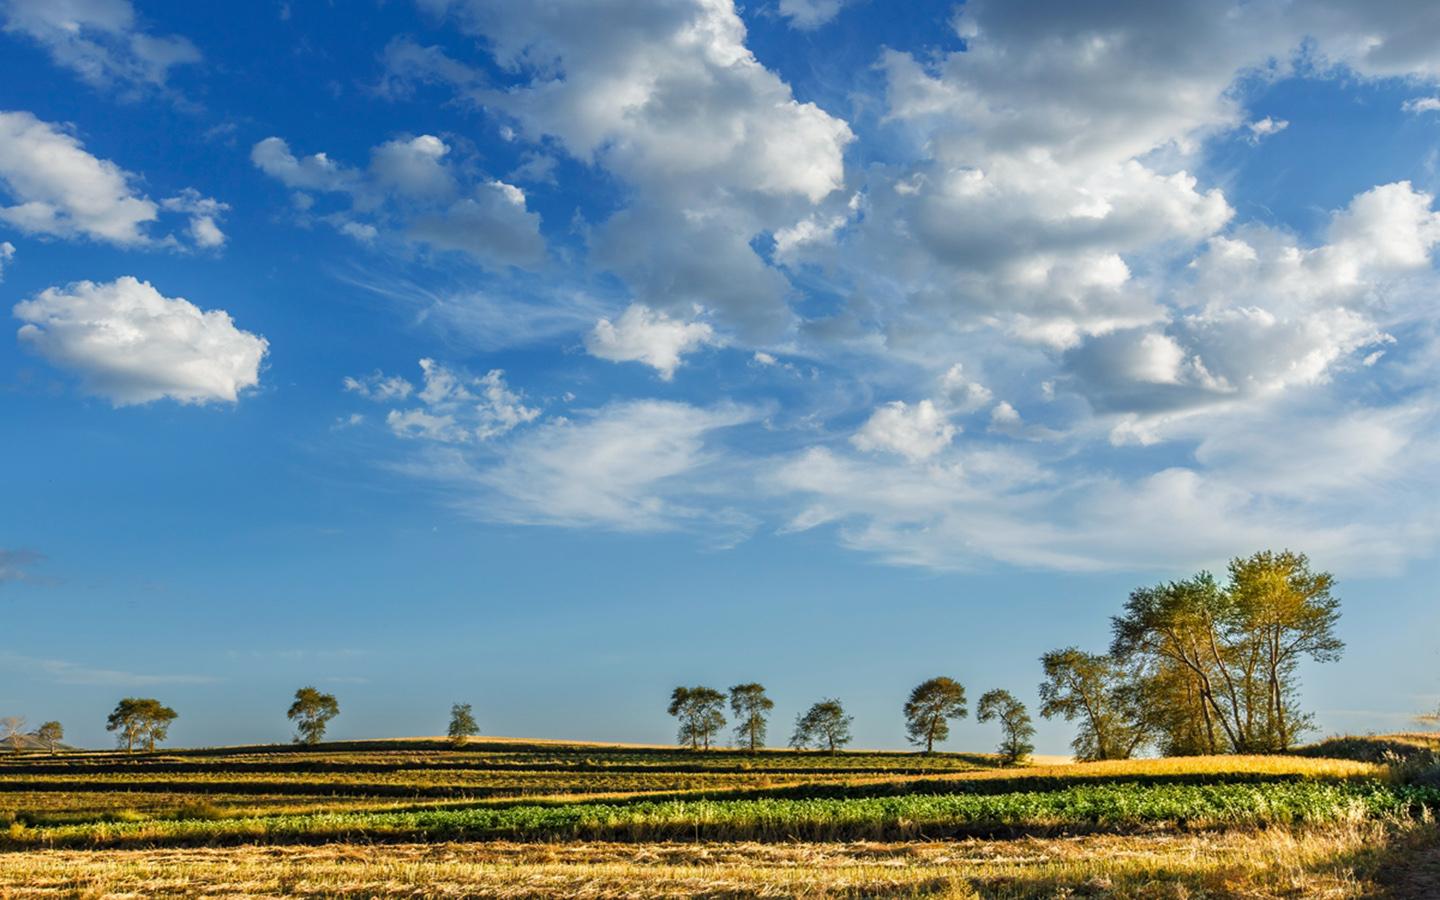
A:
2,0,1440,754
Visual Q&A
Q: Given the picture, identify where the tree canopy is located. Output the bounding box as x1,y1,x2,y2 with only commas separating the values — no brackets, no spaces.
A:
287,687,340,746
667,686,726,750
903,676,968,753
106,698,178,753
791,699,853,753
976,689,1035,765
728,683,774,752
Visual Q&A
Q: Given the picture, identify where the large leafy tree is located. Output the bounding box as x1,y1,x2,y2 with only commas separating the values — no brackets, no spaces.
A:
106,698,178,753
448,703,479,747
1111,551,1341,753
903,677,968,753
790,699,853,754
287,687,340,746
728,683,774,752
667,686,726,750
976,689,1036,765
1038,649,1149,761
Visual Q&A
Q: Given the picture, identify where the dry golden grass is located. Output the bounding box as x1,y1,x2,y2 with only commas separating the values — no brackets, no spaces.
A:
0,822,1430,899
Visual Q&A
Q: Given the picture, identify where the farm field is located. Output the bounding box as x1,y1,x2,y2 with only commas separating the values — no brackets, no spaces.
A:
1,735,1438,897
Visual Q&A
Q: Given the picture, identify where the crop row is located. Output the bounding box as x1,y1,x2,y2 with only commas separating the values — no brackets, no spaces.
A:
9,781,1438,849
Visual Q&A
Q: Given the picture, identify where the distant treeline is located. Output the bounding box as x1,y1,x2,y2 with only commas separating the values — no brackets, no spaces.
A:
4,550,1374,762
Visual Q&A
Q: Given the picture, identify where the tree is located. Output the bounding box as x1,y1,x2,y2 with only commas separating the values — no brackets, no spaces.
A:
728,683,774,752
1038,649,1149,761
903,677,968,753
287,687,340,745
790,699,853,754
667,686,726,750
106,699,178,753
448,703,479,747
976,689,1036,765
0,716,26,754
1110,552,1342,754
35,721,64,755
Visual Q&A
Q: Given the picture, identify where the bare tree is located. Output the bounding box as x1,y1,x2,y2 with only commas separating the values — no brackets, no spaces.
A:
0,716,26,754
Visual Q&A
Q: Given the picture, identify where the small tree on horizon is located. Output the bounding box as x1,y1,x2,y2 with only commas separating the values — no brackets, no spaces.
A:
791,699,853,754
976,689,1036,766
0,716,26,754
904,677,968,753
668,686,727,750
287,687,340,746
35,721,64,755
728,683,774,752
448,703,479,747
106,699,177,753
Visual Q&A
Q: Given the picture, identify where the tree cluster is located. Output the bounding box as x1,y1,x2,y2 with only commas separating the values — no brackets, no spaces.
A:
1040,550,1343,760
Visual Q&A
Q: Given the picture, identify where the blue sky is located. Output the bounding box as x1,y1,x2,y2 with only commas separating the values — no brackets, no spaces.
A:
3,0,1440,753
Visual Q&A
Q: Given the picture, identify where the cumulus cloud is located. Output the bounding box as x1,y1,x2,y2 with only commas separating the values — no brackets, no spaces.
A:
0,111,220,248
0,110,157,244
395,0,853,336
361,359,539,443
851,400,956,462
251,134,545,268
1246,116,1289,140
1,0,200,90
0,240,12,279
585,304,717,379
13,276,268,405
1403,97,1440,114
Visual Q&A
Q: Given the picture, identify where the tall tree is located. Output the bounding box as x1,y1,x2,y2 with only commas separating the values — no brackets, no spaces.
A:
0,716,25,754
448,703,479,748
34,721,64,755
903,677,968,753
1038,648,1149,761
976,689,1036,765
667,686,726,750
106,699,178,753
728,683,774,752
790,699,853,754
1111,552,1342,754
287,687,340,745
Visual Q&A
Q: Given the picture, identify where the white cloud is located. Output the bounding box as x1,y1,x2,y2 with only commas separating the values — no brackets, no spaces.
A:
777,0,853,30
0,240,12,280
1403,97,1440,114
252,135,545,268
161,188,228,248
1246,116,1289,140
0,110,157,244
375,359,538,443
458,400,756,533
585,304,716,380
1,0,200,90
396,0,853,336
13,276,268,406
851,399,956,462
343,371,414,402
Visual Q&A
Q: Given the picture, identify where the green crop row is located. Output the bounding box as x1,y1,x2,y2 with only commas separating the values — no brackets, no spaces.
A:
9,781,1438,849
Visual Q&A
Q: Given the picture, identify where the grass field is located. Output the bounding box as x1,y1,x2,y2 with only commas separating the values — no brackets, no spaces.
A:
1,735,1437,897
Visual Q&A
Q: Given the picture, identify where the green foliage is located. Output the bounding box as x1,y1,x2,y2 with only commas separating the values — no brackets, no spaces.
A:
105,700,177,753
447,704,479,747
727,683,773,752
286,688,339,746
34,722,63,756
1038,648,1149,761
791,699,853,754
9,781,1436,849
1111,550,1341,754
667,686,726,750
903,677,967,753
976,689,1035,765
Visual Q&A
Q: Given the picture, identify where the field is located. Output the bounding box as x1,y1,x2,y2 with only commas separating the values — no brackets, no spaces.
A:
2,736,1438,897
